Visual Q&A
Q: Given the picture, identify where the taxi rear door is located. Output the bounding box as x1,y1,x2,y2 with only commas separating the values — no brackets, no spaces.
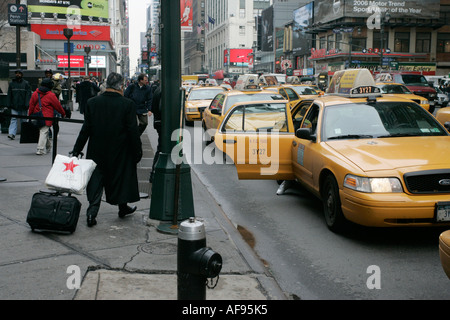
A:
214,101,295,180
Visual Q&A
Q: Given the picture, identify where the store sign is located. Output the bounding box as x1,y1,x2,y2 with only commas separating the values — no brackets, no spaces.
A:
57,55,85,68
89,56,106,68
31,24,110,41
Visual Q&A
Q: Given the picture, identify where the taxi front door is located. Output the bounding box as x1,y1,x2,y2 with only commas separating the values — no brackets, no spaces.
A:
215,102,295,180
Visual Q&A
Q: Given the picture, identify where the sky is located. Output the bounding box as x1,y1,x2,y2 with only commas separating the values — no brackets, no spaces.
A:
128,0,152,74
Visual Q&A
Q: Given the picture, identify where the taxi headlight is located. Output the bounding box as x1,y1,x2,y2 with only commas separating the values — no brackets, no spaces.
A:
344,175,403,193
187,107,198,112
421,100,428,105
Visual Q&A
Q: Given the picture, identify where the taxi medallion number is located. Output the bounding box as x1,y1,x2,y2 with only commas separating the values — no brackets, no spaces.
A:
435,202,450,222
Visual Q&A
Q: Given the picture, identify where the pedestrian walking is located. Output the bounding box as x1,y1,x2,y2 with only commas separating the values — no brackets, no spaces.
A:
7,70,31,140
70,72,143,227
78,76,100,114
150,83,161,183
124,73,153,135
28,78,66,155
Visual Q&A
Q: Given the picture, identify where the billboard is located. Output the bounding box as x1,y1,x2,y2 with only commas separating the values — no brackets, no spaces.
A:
28,0,109,21
31,24,111,41
57,55,85,68
293,2,313,56
224,49,253,67
315,0,345,24
345,0,440,19
181,0,193,32
261,6,274,52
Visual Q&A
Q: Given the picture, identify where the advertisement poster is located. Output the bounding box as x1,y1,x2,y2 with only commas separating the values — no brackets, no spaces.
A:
224,49,253,67
261,6,274,52
57,55,85,68
181,0,193,32
293,2,313,56
28,0,109,21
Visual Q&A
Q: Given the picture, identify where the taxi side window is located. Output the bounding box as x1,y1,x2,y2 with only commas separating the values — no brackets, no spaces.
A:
211,94,225,110
301,104,319,134
278,89,288,100
222,103,288,133
285,88,299,101
292,102,312,131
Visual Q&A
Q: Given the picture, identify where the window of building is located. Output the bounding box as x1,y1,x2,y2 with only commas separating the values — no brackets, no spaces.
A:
335,33,342,50
416,32,431,53
394,32,410,52
240,9,245,18
327,34,334,51
437,33,450,53
352,38,366,52
319,37,326,49
239,26,245,36
373,30,389,51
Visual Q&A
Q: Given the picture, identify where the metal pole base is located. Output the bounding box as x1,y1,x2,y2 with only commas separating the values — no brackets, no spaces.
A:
149,153,194,222
156,221,179,235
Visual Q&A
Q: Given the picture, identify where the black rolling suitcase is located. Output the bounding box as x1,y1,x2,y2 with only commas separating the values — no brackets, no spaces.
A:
27,191,82,234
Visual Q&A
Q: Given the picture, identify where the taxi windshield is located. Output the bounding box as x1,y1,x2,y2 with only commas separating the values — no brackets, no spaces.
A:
188,88,225,100
322,102,447,141
223,93,285,113
379,84,412,94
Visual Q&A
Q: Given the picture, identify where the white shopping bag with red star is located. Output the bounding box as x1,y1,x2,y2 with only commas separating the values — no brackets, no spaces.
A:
45,154,97,195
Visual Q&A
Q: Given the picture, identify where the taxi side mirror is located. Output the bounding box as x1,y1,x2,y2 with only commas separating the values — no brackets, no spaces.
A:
295,128,316,142
211,108,221,115
439,230,450,280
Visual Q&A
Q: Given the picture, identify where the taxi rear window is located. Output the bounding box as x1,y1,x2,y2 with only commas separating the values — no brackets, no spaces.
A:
322,102,447,141
222,103,288,133
224,94,284,113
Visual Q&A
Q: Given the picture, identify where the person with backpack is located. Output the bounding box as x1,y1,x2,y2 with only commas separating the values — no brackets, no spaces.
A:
28,78,66,155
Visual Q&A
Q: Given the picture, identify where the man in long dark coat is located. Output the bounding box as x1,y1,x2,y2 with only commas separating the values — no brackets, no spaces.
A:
78,76,100,114
71,72,142,227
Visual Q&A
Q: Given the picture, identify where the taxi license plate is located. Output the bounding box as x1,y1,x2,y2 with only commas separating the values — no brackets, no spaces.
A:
435,202,450,222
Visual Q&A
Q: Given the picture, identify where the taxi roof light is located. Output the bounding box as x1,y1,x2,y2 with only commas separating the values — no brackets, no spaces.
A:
327,69,382,98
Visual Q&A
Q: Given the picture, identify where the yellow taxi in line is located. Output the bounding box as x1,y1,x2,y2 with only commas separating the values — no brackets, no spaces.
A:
435,107,450,130
283,84,321,100
375,82,431,112
261,85,302,109
214,69,450,233
202,80,286,142
184,85,227,125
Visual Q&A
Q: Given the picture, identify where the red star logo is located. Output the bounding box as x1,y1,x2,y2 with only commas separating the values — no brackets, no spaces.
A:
63,160,79,173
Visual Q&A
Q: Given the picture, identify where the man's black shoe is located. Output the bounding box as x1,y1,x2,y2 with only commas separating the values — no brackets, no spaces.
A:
118,205,137,218
87,216,97,227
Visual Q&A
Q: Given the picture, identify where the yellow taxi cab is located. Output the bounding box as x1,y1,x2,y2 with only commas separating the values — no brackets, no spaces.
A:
202,75,286,142
375,82,431,112
435,107,450,130
440,230,450,280
184,85,227,125
283,84,321,100
261,85,302,109
214,69,450,233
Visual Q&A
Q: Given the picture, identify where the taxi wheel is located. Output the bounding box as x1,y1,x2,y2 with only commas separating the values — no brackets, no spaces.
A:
322,175,347,233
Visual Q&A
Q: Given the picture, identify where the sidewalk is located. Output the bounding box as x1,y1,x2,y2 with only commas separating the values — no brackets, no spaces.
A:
0,110,286,300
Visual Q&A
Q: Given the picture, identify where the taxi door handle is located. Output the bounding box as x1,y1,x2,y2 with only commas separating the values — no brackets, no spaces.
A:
223,139,237,144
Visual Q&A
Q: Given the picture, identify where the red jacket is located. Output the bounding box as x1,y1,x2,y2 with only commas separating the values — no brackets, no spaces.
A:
28,89,66,127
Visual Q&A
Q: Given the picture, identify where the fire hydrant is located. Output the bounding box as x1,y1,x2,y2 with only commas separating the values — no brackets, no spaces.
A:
177,217,222,300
